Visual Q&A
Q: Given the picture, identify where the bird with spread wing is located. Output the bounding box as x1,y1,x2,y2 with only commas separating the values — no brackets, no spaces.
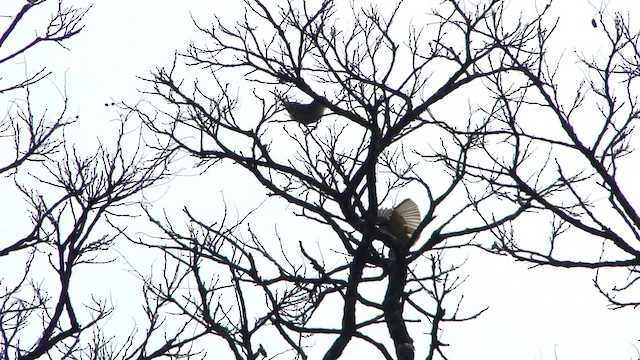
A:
377,198,421,246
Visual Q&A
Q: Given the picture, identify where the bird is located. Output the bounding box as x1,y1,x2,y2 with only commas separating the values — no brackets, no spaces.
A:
282,98,326,124
377,198,421,245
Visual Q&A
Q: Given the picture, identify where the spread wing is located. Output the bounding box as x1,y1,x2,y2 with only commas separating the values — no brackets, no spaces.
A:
377,207,394,222
393,198,421,234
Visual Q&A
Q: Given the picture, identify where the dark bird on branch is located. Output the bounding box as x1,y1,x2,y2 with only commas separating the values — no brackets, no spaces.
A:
282,98,326,124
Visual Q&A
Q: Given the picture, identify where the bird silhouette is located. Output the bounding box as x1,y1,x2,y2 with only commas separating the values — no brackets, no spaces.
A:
282,98,326,124
377,198,421,245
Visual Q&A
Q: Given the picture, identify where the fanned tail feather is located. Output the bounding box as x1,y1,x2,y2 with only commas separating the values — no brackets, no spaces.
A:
394,199,421,234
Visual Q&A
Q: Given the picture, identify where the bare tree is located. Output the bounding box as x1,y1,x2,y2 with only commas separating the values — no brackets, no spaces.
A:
0,2,171,359
133,1,569,359
442,7,640,309
0,0,87,176
5,0,639,359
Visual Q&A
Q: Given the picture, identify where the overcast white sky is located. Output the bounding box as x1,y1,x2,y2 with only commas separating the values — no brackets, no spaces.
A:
4,0,640,359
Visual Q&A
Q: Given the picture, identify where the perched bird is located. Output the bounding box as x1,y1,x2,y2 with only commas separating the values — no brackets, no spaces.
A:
282,98,326,124
377,198,421,245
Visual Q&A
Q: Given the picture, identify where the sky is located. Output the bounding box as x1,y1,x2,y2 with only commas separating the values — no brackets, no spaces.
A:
3,0,640,359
